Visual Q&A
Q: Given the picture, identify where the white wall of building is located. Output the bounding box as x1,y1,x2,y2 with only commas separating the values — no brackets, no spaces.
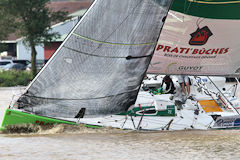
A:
16,17,79,60
16,40,44,60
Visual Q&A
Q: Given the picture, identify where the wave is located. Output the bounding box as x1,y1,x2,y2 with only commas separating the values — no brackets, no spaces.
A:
0,123,131,135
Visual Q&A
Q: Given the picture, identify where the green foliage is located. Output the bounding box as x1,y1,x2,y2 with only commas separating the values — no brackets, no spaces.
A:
0,0,69,76
0,44,8,53
0,5,16,41
0,71,33,87
1,0,68,45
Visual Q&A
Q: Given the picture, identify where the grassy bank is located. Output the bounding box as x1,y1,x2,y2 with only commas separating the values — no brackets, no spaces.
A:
0,71,33,87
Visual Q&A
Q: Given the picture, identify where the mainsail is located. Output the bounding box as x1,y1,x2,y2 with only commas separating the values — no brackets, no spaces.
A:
148,0,240,76
16,0,173,118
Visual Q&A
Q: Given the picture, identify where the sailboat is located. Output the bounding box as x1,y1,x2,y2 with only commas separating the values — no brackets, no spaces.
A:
1,0,240,131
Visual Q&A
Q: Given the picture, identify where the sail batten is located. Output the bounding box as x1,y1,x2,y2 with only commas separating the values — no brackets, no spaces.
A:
63,46,153,59
72,33,157,46
17,0,173,118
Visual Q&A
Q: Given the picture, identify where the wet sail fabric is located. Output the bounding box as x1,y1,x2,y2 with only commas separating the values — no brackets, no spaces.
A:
17,0,173,118
148,0,240,76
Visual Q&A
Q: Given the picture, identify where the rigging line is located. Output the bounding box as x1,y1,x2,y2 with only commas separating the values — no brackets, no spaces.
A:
184,0,187,14
207,76,240,115
184,0,193,15
23,89,139,101
64,46,152,59
72,33,157,46
196,17,205,28
139,115,195,128
143,118,191,128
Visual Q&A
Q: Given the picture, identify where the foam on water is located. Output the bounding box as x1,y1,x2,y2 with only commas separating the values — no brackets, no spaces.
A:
1,123,131,135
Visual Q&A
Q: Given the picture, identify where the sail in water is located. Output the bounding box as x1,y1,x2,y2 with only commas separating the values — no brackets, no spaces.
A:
15,0,173,118
148,0,240,76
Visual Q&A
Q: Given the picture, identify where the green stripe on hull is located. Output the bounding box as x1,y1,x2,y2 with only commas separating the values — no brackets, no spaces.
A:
171,0,240,19
0,108,76,131
85,124,103,129
118,106,175,117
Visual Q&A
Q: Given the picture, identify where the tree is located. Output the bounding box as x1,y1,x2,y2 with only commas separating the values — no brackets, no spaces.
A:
1,0,68,76
0,6,16,52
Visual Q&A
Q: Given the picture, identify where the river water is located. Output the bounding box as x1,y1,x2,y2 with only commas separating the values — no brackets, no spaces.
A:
0,87,240,160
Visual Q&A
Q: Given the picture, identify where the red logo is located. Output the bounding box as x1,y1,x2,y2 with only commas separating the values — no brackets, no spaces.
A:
189,26,213,46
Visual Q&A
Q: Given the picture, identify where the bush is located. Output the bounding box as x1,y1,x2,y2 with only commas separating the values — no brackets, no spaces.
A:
0,70,33,87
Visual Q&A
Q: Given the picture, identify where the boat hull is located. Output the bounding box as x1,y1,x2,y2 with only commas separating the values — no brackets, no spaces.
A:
0,108,77,131
1,105,240,131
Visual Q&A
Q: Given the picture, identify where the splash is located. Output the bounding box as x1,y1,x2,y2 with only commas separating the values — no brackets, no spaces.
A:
1,123,130,135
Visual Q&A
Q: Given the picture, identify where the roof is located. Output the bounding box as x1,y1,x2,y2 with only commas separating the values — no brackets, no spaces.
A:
5,1,93,42
47,1,92,15
5,33,19,42
51,33,68,42
69,9,88,17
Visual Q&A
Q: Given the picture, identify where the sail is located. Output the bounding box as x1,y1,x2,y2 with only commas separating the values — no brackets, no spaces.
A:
16,0,173,118
148,0,240,76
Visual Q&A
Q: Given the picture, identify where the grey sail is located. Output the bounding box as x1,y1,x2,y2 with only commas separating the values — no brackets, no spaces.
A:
16,0,173,118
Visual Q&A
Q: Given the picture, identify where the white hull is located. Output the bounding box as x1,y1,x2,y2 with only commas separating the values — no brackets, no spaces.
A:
79,109,213,131
75,76,240,131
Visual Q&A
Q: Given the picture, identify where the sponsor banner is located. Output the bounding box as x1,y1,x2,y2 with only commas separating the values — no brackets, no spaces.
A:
148,11,240,76
171,0,240,19
213,115,240,128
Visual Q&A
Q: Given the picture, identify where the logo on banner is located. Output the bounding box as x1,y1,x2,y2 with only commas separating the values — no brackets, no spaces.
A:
189,26,213,46
178,66,203,72
214,116,240,128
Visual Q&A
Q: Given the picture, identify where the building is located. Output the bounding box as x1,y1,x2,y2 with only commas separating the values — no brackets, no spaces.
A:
2,1,92,62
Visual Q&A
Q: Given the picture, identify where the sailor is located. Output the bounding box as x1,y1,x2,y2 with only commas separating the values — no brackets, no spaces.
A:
161,75,175,94
177,75,191,97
